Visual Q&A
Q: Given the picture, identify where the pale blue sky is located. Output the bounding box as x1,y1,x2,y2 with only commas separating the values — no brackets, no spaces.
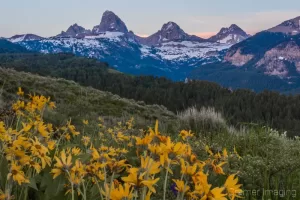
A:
0,0,300,38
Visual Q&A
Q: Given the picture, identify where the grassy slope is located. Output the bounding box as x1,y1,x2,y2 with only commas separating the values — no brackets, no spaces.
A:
0,67,176,130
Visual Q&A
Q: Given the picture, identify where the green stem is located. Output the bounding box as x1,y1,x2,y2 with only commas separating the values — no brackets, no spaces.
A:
103,167,107,188
71,182,74,200
134,190,138,200
176,174,185,200
5,166,13,200
83,181,87,200
180,183,187,200
53,129,68,159
163,161,170,200
96,180,104,200
23,187,28,200
78,187,87,200
141,159,153,200
141,187,146,200
66,171,75,200
107,172,115,199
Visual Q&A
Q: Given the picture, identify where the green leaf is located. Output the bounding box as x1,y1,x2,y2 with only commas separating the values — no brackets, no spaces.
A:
62,143,78,149
29,177,38,191
45,175,66,197
40,172,53,189
0,158,9,188
77,153,91,163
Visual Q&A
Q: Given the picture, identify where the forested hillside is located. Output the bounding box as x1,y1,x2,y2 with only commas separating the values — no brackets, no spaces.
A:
1,53,300,135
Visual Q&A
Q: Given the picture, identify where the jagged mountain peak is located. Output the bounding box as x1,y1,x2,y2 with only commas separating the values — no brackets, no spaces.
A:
66,23,87,33
92,10,128,34
218,24,248,36
209,24,249,44
158,21,188,40
229,24,242,30
103,10,117,17
56,23,91,38
268,16,300,35
161,21,181,32
135,21,205,46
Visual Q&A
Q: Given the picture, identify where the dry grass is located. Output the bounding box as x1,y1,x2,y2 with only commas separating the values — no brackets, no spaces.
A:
178,106,227,134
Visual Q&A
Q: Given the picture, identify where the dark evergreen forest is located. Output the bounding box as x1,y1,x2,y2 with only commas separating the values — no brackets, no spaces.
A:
1,53,300,135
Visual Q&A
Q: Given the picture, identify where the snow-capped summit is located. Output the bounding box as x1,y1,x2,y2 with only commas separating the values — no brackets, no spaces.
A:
56,23,92,38
54,11,130,40
8,34,44,43
92,10,128,34
209,24,249,44
137,21,204,46
268,16,300,35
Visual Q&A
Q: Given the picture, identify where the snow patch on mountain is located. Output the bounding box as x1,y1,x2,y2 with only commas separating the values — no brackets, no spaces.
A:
9,34,43,43
9,35,26,43
20,38,105,58
209,24,249,44
218,34,245,44
146,41,231,61
85,32,124,41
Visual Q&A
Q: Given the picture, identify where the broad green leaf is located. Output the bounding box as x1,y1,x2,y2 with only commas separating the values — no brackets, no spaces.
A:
28,177,38,191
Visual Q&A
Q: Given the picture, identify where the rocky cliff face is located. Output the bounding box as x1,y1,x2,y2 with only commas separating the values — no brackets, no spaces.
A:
256,41,300,76
268,16,300,35
92,10,128,34
224,49,253,66
224,32,300,78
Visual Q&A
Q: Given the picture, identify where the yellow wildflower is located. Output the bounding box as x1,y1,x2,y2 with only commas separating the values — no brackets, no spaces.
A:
209,187,227,200
223,148,228,158
172,179,190,194
212,161,226,175
7,162,29,185
51,150,72,179
49,101,56,109
47,140,56,150
205,145,214,156
29,161,42,173
65,133,71,141
103,183,134,200
81,136,91,146
37,122,49,138
141,178,160,193
180,159,197,176
0,189,7,200
225,174,243,200
17,87,24,96
180,130,194,141
71,147,81,156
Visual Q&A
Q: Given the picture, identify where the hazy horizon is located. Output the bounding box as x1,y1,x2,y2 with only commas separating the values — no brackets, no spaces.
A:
1,0,300,38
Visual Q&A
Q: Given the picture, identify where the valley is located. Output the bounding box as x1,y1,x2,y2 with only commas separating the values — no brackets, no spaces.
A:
1,5,300,200
4,11,300,93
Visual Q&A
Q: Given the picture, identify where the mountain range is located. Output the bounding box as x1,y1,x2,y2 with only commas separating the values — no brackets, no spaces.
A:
2,10,300,92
